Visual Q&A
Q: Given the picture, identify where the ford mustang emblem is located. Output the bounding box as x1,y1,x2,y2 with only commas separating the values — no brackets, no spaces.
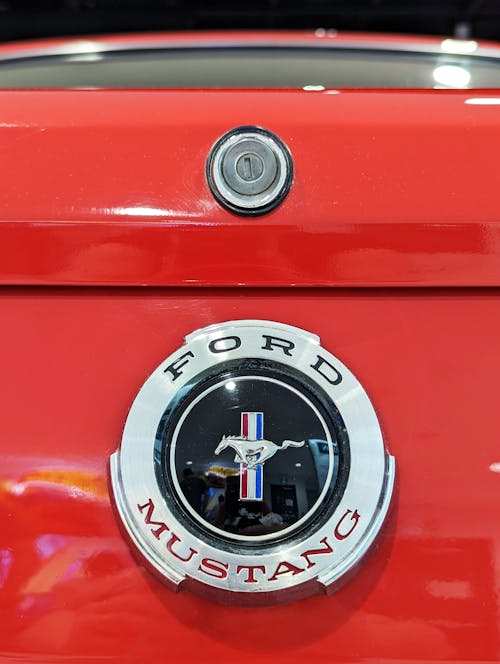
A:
110,320,395,604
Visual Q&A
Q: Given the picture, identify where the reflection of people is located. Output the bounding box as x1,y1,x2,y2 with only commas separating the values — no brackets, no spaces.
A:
205,491,224,522
215,475,272,533
180,468,207,515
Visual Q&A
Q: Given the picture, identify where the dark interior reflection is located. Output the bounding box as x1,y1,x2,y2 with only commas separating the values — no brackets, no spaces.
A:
170,375,340,537
177,438,338,537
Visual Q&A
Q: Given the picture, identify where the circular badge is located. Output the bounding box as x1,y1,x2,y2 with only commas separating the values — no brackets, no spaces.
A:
110,320,395,604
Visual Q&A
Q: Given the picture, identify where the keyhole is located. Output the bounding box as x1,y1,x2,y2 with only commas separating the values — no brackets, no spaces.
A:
236,152,264,182
242,156,253,179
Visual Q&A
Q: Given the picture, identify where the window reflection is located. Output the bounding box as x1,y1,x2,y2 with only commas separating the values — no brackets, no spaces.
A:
433,64,471,88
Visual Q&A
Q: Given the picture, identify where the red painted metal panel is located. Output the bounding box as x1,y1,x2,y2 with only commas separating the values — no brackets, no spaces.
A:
0,288,498,662
1,29,499,664
1,89,500,286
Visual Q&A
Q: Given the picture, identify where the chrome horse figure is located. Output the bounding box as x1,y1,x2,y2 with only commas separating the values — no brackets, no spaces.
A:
214,435,305,469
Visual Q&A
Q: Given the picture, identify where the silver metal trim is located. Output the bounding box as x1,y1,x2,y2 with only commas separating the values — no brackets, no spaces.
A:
2,37,500,64
110,451,185,590
317,453,396,592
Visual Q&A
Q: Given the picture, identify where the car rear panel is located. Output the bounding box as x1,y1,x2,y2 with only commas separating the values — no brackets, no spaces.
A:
1,78,499,662
1,89,500,287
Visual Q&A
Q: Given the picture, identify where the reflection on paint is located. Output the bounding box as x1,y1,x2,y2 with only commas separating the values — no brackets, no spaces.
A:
110,206,203,218
466,98,500,105
4,469,108,500
35,534,68,560
0,549,13,588
427,578,473,599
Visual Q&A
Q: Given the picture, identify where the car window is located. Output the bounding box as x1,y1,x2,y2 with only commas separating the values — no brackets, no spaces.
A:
0,47,498,88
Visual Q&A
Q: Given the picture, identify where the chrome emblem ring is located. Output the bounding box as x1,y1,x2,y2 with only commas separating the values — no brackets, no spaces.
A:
110,320,395,604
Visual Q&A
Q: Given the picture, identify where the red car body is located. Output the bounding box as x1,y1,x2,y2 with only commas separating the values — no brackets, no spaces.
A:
0,30,499,663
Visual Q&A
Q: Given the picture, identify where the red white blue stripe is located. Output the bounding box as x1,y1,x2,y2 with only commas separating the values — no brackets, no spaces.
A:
240,412,263,501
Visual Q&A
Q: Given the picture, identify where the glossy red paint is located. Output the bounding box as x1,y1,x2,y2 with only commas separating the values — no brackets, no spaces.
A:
0,32,499,286
2,88,500,286
0,288,499,662
1,30,500,663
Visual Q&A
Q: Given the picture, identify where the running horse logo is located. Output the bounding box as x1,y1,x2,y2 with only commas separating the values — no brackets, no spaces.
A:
214,412,305,500
214,435,305,469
